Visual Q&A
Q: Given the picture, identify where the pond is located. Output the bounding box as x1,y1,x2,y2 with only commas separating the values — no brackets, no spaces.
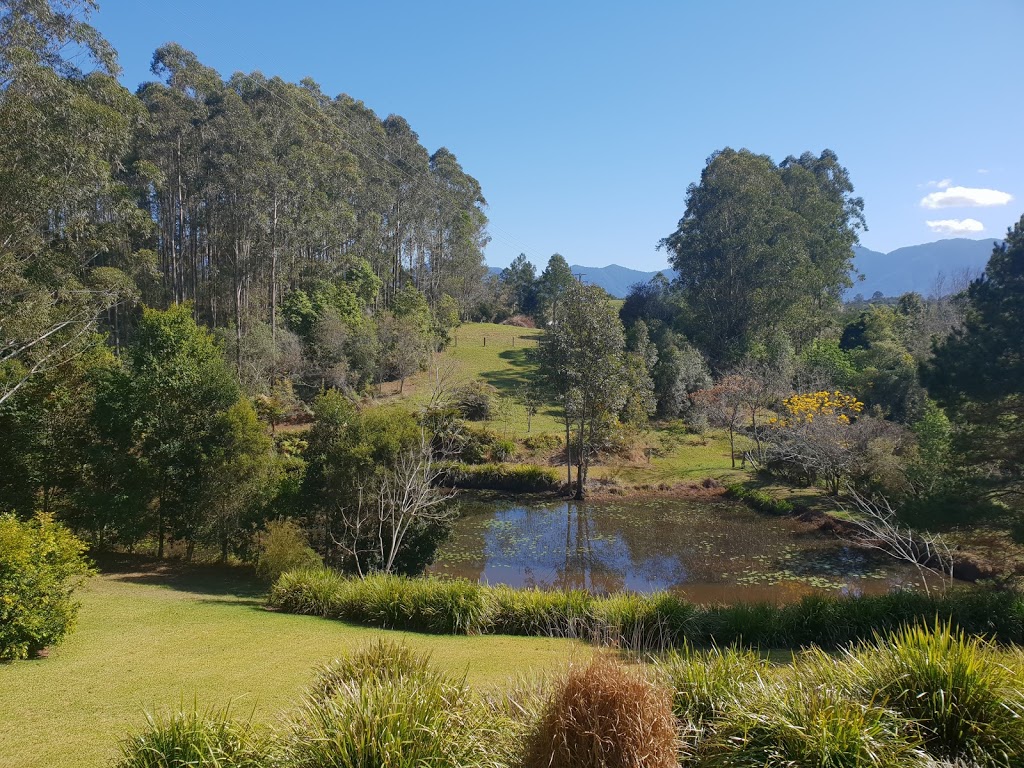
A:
427,494,938,603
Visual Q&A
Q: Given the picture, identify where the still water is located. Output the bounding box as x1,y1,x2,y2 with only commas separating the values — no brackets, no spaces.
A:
428,494,933,604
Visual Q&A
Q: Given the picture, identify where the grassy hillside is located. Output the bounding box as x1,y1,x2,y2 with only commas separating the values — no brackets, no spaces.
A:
379,322,751,486
0,562,582,768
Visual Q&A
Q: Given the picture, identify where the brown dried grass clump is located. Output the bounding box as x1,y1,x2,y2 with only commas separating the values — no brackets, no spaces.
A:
524,656,679,768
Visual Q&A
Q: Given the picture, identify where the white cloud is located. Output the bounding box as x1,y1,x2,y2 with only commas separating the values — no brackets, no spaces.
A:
925,218,985,235
922,179,952,189
920,185,1013,209
977,169,990,174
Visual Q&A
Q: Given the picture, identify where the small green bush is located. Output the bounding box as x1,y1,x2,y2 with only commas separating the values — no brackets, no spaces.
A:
256,519,321,583
655,645,769,729
115,706,267,768
523,432,563,454
489,585,594,637
0,512,93,660
440,462,560,492
724,484,795,515
453,379,497,421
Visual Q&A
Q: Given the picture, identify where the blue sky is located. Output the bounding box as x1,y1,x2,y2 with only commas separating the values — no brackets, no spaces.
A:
91,0,1022,270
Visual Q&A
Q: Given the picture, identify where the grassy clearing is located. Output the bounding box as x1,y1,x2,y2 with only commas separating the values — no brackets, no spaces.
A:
0,562,582,768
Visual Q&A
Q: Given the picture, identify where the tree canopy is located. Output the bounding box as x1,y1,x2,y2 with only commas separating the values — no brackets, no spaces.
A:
659,148,865,368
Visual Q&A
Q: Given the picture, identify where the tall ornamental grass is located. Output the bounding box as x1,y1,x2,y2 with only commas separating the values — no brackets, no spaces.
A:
115,707,267,768
269,567,1024,650
848,622,1024,765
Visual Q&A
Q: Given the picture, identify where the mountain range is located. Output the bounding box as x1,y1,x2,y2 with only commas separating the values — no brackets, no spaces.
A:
488,238,999,299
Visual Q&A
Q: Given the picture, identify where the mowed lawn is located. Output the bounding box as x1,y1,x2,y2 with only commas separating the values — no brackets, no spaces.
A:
0,562,582,768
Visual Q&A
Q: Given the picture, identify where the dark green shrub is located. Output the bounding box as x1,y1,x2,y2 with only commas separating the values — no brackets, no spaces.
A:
524,656,678,768
491,438,518,462
0,512,93,660
115,707,266,768
256,518,321,583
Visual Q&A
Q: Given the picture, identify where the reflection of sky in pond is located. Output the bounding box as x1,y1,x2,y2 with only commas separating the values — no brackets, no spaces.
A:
428,495,939,604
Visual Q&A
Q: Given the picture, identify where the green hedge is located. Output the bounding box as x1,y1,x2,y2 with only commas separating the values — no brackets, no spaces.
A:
724,484,795,515
269,568,1024,649
438,462,561,493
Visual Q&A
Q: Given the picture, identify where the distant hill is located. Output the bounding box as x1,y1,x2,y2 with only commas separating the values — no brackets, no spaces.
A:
849,238,997,298
485,238,998,301
566,264,673,298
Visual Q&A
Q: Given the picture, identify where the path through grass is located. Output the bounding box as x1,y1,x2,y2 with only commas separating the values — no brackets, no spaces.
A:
0,561,581,768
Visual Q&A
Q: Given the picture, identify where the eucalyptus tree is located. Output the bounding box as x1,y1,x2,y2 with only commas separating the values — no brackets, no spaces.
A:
660,148,865,368
539,282,630,498
1,0,147,405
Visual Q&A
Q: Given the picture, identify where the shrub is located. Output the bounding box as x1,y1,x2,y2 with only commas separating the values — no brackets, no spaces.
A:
491,438,518,462
523,432,563,455
724,484,795,515
115,707,266,768
524,656,678,768
0,512,93,660
284,641,494,768
256,519,321,583
849,621,1024,764
592,591,699,650
439,462,560,492
453,379,497,421
268,566,348,617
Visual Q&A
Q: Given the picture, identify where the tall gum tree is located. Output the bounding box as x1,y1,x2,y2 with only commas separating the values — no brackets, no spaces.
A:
659,148,865,369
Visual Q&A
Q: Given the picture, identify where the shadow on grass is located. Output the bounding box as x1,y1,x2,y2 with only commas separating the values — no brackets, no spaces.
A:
479,349,537,395
93,552,267,599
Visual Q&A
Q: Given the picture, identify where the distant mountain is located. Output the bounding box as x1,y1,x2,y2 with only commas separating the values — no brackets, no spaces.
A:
849,238,997,298
486,263,672,298
567,264,673,298
484,237,997,302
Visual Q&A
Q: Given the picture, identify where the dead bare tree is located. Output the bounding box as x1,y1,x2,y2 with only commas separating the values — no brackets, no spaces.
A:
838,487,955,595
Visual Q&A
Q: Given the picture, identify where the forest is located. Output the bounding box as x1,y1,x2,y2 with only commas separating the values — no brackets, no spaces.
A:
3,3,1024,768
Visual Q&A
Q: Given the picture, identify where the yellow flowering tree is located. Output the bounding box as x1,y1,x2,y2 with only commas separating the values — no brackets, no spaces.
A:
765,390,865,494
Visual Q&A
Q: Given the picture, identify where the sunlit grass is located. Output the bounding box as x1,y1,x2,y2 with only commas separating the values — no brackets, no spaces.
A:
0,565,581,768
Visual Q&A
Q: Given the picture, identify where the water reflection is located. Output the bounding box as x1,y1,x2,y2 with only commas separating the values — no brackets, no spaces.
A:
428,495,931,604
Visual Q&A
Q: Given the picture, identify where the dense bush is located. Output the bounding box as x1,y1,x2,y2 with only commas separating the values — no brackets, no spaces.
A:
439,462,561,492
0,513,93,660
255,519,322,583
522,432,563,455
724,483,796,515
524,656,679,768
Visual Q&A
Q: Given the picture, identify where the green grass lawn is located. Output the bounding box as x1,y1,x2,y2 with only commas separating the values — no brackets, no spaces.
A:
0,561,582,768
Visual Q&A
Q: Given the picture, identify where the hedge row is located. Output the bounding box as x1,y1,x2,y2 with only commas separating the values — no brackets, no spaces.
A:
268,568,1024,649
